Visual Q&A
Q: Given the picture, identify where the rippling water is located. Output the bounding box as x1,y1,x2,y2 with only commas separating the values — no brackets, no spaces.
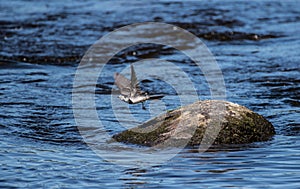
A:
1,0,299,188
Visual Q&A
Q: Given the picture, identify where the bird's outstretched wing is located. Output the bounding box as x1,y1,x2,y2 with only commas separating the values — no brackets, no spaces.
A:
114,72,131,96
114,64,145,97
130,64,142,95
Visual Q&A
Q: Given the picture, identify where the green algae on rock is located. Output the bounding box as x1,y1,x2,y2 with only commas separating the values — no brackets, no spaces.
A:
113,100,275,147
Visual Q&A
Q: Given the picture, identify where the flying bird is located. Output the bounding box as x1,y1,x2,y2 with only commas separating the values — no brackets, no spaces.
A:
114,64,164,109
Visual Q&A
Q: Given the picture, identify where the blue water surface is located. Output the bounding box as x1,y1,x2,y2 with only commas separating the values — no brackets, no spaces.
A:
0,0,299,188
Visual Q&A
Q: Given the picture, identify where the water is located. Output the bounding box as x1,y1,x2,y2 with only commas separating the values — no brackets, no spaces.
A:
1,0,300,188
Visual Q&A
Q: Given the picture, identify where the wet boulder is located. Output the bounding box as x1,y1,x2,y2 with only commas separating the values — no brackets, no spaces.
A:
113,100,275,147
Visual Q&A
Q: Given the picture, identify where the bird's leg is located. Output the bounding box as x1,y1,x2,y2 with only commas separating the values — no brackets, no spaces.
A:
142,102,146,110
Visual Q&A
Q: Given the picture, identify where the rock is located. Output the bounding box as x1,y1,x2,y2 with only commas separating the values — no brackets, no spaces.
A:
113,100,275,147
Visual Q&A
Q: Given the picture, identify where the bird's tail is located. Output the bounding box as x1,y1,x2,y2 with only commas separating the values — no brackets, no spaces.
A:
148,95,164,100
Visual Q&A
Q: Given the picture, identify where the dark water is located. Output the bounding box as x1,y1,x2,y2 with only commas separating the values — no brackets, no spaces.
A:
1,0,300,188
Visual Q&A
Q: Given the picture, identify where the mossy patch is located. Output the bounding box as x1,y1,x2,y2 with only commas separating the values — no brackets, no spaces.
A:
113,110,181,146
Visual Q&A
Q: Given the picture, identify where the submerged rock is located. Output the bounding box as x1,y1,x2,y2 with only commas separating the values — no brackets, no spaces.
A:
113,100,275,147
